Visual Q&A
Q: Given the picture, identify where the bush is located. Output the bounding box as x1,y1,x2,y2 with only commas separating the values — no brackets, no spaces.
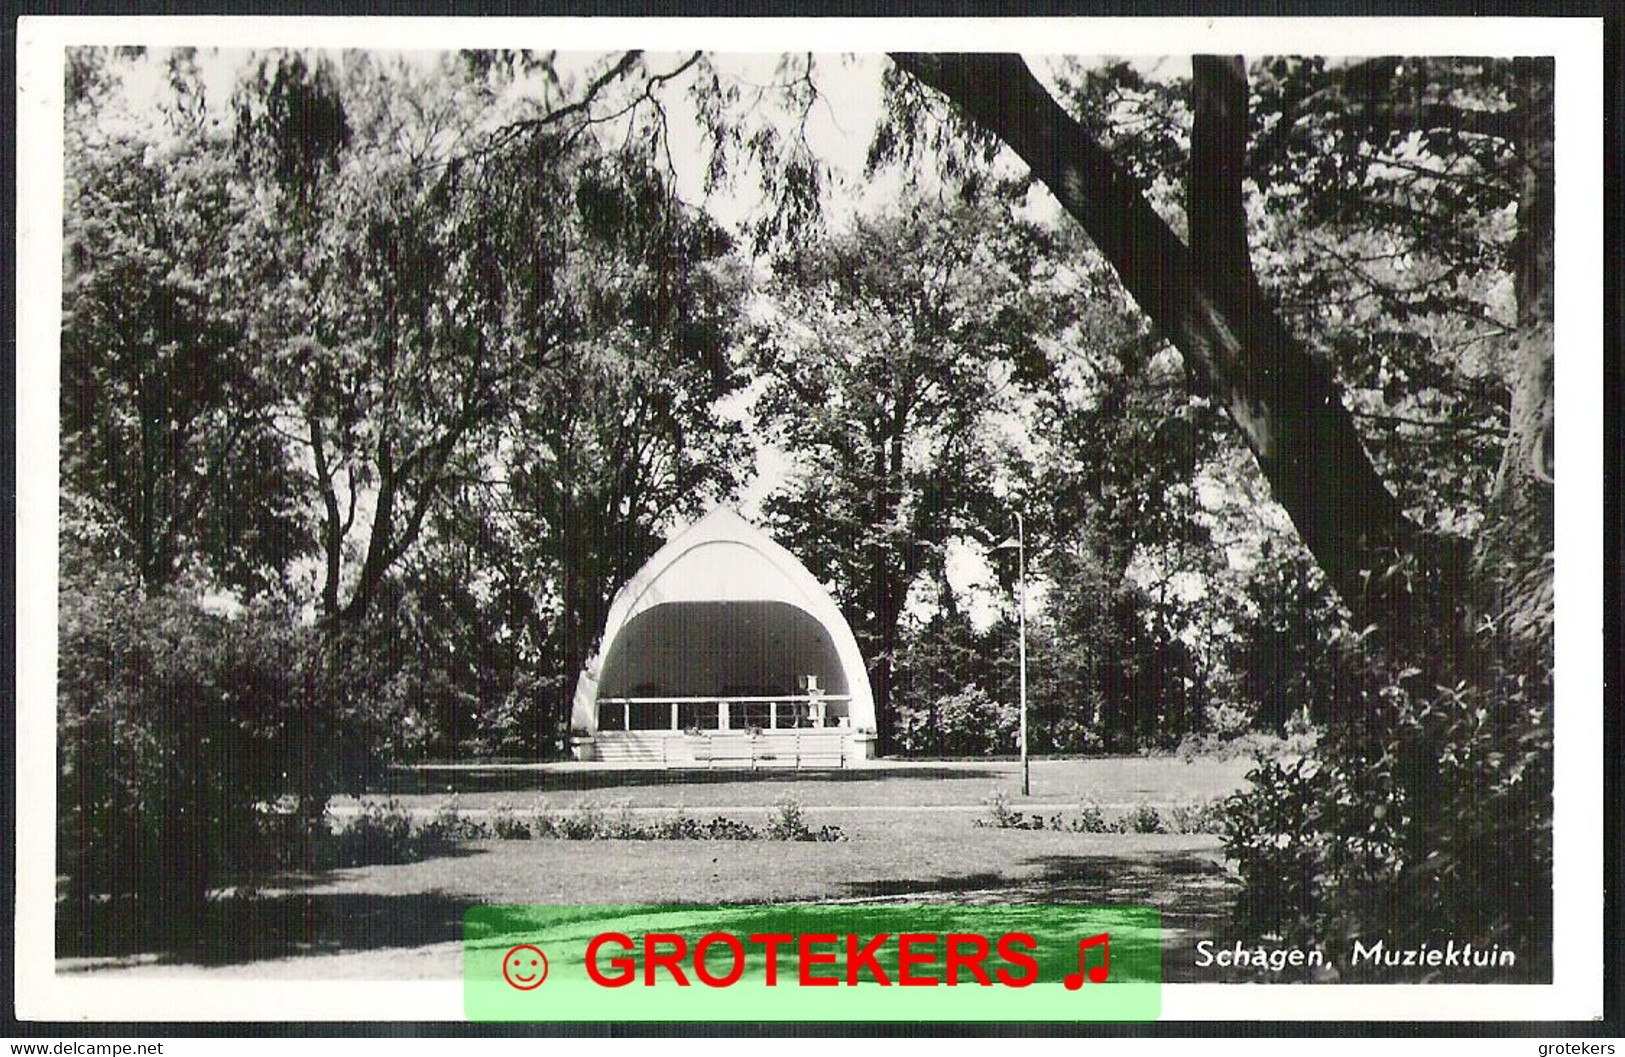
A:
417,797,491,843
974,793,1224,835
1068,800,1117,833
1125,803,1164,834
489,800,531,840
57,574,341,933
279,799,852,851
1162,799,1227,835
764,795,847,842
765,794,809,840
555,801,608,840
519,800,845,842
902,685,1018,757
697,816,763,841
977,790,1040,830
1039,716,1105,756
609,801,641,840
332,799,419,866
1221,644,1553,980
1175,723,1318,764
976,792,1115,833
646,814,704,841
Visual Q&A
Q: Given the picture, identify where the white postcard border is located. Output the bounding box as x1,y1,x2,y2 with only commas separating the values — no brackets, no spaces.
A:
14,14,1606,1023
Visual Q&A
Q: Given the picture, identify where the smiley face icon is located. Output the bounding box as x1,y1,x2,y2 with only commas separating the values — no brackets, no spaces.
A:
502,944,549,990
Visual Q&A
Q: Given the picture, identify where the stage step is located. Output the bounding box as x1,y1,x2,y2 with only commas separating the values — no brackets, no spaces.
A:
591,730,852,769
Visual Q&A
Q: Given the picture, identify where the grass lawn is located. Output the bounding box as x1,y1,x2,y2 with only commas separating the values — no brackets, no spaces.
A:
60,757,1262,983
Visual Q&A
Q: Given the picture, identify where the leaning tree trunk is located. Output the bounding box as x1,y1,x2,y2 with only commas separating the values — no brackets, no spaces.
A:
890,53,1553,689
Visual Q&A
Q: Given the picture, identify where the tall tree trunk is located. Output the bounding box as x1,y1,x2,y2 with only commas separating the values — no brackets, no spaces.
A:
309,415,345,621
868,544,903,757
341,440,398,628
1189,56,1254,302
892,52,1477,680
1473,57,1555,686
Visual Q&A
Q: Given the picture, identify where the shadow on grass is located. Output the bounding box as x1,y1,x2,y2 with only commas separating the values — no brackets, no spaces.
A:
837,850,1238,983
834,852,1550,984
378,765,1004,796
839,850,1232,906
58,890,480,967
59,844,1241,981
467,903,1166,985
59,847,1225,972
57,845,488,967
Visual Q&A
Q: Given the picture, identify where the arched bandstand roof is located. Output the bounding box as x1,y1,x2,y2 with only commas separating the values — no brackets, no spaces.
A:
571,508,875,734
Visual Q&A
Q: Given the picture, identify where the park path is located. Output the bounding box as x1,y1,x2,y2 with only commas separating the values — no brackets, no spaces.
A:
355,755,1255,813
326,802,1204,817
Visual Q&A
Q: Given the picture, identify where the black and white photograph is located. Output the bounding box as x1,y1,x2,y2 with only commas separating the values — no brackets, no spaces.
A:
12,15,1607,1027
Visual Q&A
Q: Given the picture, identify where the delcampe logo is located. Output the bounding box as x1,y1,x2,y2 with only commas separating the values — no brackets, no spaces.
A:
465,905,1159,1021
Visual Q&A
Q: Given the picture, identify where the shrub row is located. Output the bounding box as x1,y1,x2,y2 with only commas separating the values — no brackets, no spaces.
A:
973,791,1226,834
324,795,845,865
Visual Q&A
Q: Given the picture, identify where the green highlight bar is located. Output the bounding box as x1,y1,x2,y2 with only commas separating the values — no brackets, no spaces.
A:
465,904,1160,1022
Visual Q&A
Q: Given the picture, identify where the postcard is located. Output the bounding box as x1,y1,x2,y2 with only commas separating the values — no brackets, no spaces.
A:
14,13,1606,1026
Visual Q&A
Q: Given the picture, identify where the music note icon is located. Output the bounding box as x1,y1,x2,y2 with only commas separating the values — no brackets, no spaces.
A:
1063,932,1110,989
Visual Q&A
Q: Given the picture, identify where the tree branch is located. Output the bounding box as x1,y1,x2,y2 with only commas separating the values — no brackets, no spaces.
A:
891,52,1464,663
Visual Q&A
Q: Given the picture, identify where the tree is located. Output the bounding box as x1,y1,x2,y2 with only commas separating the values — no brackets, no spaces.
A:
476,46,1550,715
232,51,539,629
879,52,1555,966
65,45,1555,743
889,53,1552,694
750,187,1064,754
1220,540,1348,731
62,60,304,598
1028,530,1212,754
479,150,753,741
1243,57,1518,536
231,50,754,744
848,52,1553,959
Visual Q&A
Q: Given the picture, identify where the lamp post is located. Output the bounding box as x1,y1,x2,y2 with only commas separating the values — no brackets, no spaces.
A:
997,512,1030,797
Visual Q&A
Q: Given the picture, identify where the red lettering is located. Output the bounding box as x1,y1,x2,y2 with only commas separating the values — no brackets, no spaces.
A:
644,933,690,986
945,933,992,985
749,933,791,986
845,933,892,985
798,933,839,986
585,932,635,987
692,932,745,988
898,933,940,986
996,932,1039,987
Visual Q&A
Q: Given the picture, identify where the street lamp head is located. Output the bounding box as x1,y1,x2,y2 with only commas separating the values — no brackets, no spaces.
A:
994,536,1020,552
